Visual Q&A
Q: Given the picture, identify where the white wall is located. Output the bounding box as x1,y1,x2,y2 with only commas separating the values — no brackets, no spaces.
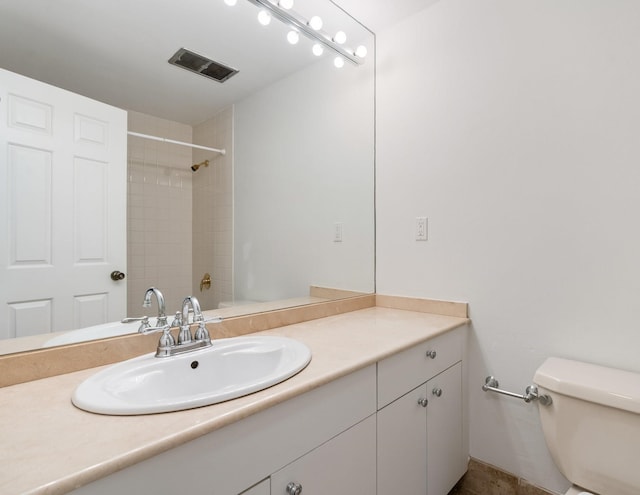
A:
233,50,375,302
375,1,640,493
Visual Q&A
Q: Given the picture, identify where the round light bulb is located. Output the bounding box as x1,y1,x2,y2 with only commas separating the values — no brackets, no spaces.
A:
334,56,345,69
308,16,323,31
224,0,237,6
355,45,368,58
312,43,324,56
257,10,271,26
287,30,300,45
279,0,294,9
333,30,347,44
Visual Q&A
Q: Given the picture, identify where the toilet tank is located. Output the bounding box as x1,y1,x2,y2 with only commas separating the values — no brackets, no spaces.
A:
534,358,640,495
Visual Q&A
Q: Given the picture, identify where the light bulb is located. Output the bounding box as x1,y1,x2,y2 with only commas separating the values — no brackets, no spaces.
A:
287,30,300,45
257,10,271,26
312,43,324,56
279,0,294,9
333,31,347,44
224,0,237,5
355,45,368,58
334,56,345,69
308,16,323,31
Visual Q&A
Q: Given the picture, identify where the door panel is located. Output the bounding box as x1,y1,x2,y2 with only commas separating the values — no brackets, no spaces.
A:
377,384,428,494
0,68,127,339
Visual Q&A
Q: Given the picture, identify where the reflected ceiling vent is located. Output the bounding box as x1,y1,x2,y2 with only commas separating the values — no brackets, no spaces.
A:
168,48,238,83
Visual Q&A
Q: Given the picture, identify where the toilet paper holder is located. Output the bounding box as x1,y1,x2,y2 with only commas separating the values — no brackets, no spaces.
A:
482,376,552,406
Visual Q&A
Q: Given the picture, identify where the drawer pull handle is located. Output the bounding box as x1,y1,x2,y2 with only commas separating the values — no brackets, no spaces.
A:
287,482,303,495
426,350,437,359
432,387,443,397
418,397,428,407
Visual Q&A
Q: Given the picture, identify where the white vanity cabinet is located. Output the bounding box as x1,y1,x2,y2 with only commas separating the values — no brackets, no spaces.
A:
377,327,467,495
70,327,466,495
71,365,377,495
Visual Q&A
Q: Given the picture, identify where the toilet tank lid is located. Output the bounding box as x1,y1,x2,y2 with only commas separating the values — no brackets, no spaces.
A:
534,357,640,414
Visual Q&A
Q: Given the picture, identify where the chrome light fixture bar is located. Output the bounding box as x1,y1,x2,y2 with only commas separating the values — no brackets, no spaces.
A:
245,0,363,65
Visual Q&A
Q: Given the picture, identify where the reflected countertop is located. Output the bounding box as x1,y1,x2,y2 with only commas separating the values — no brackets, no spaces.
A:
0,296,332,356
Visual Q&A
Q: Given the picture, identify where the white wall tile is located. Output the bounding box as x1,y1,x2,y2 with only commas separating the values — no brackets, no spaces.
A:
126,112,193,316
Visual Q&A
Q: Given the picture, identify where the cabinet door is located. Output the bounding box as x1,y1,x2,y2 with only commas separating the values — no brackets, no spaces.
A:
427,362,464,495
377,383,428,495
240,478,270,495
271,415,376,495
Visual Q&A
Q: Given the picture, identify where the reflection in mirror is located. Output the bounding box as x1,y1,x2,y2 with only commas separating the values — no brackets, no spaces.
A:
0,0,375,356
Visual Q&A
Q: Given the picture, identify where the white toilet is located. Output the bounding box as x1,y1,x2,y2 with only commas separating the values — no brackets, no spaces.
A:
533,357,640,495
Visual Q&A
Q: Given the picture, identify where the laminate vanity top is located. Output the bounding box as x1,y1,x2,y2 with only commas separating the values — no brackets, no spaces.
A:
0,306,468,495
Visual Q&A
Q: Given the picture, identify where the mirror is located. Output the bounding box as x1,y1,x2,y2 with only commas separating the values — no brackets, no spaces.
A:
0,0,375,355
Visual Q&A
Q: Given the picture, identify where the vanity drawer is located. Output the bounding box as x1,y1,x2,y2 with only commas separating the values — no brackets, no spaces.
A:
377,327,463,409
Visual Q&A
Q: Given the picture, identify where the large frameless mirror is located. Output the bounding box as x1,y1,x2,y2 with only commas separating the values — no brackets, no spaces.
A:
0,0,374,356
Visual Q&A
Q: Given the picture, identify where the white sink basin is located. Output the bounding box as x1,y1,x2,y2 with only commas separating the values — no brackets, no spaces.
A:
72,335,312,415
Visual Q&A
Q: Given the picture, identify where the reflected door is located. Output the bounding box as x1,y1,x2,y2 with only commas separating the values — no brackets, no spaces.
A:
0,68,127,339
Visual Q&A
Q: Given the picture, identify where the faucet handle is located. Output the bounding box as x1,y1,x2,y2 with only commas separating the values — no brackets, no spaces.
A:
139,323,170,335
122,316,151,333
141,324,176,355
170,311,182,328
194,321,211,343
121,316,147,324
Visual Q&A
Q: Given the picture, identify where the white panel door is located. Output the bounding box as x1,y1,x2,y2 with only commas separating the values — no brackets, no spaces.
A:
0,68,127,339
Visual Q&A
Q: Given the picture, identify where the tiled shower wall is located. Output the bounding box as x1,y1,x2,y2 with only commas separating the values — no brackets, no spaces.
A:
126,111,193,317
192,107,234,310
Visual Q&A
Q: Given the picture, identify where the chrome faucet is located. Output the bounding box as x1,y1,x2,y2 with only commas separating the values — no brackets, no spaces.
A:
143,287,167,326
178,296,203,344
155,296,219,358
129,294,221,358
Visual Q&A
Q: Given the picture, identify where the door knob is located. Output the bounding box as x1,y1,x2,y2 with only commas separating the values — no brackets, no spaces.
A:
110,270,125,281
286,482,303,495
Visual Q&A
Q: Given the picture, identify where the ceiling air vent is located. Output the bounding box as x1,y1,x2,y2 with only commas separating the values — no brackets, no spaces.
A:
168,48,238,83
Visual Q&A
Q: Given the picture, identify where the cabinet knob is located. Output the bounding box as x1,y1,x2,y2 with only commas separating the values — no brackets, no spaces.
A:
432,387,443,397
426,350,437,359
286,482,303,495
418,397,428,407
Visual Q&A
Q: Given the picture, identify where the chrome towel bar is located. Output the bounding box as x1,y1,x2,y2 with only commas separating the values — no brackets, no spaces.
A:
482,376,552,406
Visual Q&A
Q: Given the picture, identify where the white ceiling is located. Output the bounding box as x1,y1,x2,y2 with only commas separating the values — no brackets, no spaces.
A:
334,0,440,32
0,0,373,125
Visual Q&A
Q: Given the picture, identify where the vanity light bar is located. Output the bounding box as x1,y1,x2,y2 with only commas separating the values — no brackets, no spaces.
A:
245,0,363,66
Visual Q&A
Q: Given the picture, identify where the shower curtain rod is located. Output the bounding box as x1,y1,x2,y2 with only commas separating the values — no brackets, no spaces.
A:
127,131,226,155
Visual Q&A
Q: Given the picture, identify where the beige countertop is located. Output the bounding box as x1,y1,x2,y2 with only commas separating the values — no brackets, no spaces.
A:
0,306,468,495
